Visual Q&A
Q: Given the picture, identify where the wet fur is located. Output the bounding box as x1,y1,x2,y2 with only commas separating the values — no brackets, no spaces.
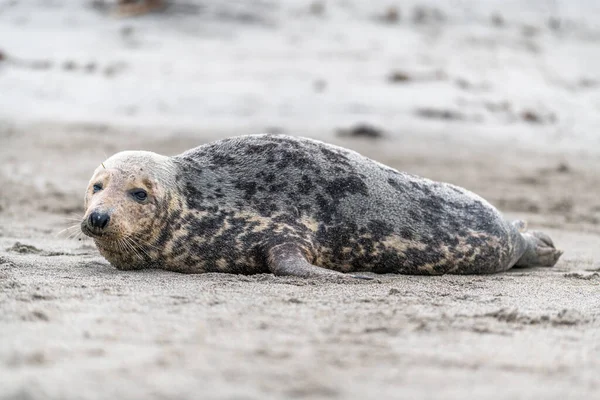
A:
83,134,562,275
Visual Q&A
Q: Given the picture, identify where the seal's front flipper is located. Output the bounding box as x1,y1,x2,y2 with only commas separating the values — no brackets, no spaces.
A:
267,243,372,280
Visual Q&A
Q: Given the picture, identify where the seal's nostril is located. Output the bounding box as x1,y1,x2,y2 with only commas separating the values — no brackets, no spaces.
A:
89,211,110,229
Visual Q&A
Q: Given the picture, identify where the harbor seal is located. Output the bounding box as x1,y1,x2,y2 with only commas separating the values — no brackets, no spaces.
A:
80,134,562,278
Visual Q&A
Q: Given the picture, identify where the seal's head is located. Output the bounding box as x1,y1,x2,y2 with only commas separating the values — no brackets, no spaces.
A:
81,151,177,270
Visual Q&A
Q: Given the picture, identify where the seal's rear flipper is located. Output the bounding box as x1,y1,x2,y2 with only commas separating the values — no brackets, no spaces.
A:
267,243,372,280
515,230,563,267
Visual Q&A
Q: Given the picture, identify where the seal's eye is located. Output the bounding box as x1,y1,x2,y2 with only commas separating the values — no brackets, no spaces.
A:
92,184,103,193
131,189,148,202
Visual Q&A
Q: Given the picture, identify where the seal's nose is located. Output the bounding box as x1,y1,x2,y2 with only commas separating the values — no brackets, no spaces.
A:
89,211,110,229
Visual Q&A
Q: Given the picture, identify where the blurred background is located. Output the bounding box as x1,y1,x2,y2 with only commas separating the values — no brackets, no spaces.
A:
1,0,600,146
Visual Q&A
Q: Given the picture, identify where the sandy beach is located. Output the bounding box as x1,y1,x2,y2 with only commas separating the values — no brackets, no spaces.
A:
1,1,599,399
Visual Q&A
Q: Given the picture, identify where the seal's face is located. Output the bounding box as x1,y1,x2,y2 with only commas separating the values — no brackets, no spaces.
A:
81,151,176,270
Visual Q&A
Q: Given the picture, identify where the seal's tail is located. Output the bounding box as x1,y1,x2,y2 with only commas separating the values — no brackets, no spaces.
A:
512,220,563,267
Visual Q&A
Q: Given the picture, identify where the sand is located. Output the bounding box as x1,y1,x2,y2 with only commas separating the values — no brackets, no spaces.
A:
1,1,599,399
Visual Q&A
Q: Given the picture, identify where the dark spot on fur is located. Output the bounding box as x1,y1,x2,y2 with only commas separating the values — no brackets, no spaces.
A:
298,175,312,195
235,181,258,200
210,153,239,168
320,147,352,167
367,220,394,239
387,178,406,193
325,176,369,200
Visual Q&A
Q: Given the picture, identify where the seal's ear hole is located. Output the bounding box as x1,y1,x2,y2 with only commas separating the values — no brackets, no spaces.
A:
130,188,148,203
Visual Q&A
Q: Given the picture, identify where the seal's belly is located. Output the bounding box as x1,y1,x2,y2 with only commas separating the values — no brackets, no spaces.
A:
313,222,508,275
162,233,268,274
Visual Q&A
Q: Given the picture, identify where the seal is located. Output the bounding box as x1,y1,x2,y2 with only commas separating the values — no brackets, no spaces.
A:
80,134,563,278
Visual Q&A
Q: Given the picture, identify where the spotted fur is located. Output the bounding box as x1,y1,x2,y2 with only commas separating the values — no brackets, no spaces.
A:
81,134,562,275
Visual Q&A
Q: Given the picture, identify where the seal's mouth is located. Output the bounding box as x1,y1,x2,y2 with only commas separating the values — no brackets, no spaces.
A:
80,221,111,239
80,223,97,238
